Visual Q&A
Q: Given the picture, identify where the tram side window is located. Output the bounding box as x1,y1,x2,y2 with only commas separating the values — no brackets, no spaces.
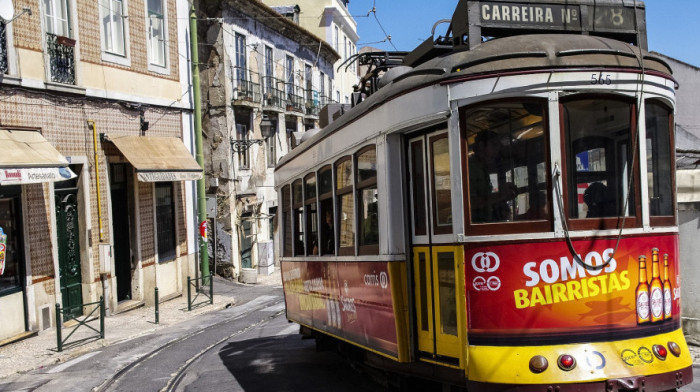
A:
292,179,304,256
562,98,635,220
336,157,355,256
646,102,674,218
318,166,335,256
430,134,452,234
465,101,549,224
409,139,427,237
281,185,292,257
357,147,378,254
305,174,318,255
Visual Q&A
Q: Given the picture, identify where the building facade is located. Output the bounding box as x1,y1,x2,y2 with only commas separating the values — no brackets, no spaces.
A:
0,0,198,342
197,0,339,279
261,0,359,105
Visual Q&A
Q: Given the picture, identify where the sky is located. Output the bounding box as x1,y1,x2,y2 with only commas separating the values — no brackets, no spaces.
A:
350,0,700,67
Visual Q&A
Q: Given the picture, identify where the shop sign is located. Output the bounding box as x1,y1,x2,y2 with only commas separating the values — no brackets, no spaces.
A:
0,167,74,185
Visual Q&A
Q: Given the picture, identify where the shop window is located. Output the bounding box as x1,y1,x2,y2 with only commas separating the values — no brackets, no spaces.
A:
646,101,674,223
336,157,354,255
562,98,638,229
0,186,23,296
357,147,378,254
155,182,176,262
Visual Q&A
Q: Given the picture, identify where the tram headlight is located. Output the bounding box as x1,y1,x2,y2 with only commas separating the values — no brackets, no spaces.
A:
557,354,576,371
529,355,548,373
652,344,668,360
667,341,681,357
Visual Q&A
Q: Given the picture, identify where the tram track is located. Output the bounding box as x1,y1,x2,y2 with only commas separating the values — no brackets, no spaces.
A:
94,299,285,392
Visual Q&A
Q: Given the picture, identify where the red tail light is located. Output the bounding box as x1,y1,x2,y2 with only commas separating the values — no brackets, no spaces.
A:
557,354,576,371
653,344,668,360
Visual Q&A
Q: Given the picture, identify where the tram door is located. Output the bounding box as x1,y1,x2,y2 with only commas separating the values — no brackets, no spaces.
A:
408,131,465,364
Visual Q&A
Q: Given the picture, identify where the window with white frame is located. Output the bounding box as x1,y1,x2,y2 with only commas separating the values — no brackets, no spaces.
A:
99,0,126,55
44,0,71,37
147,0,166,67
235,33,247,82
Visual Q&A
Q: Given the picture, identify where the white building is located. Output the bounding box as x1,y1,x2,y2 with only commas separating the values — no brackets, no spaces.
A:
197,0,339,279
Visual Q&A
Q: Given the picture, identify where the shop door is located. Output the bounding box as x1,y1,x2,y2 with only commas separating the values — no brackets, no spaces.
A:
110,164,132,301
55,187,83,318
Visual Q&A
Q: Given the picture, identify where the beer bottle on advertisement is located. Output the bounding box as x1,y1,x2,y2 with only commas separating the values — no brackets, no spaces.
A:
636,255,650,324
663,253,673,320
649,248,664,323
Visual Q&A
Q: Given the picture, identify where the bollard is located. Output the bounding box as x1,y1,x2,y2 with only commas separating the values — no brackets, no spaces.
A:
187,276,192,311
154,287,159,324
99,296,105,339
55,303,62,352
209,274,214,304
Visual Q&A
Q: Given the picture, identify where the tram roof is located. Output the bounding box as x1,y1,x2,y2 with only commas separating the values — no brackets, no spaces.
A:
276,34,673,173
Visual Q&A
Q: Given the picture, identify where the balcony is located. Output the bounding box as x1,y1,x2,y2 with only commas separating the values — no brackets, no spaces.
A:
262,76,286,111
233,78,261,105
285,84,304,113
305,89,320,117
46,33,76,85
1,22,7,74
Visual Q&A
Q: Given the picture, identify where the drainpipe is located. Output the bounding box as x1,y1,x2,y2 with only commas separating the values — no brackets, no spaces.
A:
190,3,209,281
87,120,104,241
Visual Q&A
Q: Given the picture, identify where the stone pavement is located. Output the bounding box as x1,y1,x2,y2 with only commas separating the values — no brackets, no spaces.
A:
0,269,282,380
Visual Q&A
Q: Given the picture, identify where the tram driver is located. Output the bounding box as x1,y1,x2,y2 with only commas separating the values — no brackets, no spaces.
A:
469,130,518,223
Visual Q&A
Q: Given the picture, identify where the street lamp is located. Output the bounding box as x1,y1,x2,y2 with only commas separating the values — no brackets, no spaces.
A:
231,115,275,153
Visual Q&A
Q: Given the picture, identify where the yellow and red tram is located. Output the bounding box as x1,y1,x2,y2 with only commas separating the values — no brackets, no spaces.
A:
274,1,693,390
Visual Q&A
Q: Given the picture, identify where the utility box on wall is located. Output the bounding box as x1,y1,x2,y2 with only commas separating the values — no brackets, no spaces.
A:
99,243,112,274
257,241,274,275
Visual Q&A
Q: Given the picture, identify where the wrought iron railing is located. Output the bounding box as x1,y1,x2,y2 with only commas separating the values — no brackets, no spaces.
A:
0,22,8,74
262,76,287,110
305,89,321,116
46,33,76,85
234,78,261,103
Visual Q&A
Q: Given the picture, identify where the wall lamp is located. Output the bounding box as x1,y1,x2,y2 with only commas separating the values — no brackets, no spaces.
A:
231,115,275,153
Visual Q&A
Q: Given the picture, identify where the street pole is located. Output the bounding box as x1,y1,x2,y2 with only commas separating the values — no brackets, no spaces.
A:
190,3,209,282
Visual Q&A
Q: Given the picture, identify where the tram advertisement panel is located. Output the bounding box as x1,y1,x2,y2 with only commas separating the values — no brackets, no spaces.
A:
281,261,399,356
465,235,680,342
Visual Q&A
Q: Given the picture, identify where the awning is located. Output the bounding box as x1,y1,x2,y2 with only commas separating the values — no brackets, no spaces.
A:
110,136,202,182
0,129,76,185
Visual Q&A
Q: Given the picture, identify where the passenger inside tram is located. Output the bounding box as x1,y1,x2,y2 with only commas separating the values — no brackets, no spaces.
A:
469,130,518,223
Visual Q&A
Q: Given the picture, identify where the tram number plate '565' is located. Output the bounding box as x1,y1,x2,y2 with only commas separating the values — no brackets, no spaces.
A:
591,73,613,85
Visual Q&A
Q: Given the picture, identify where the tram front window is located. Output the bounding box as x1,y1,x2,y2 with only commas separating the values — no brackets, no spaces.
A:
465,101,548,224
562,98,635,220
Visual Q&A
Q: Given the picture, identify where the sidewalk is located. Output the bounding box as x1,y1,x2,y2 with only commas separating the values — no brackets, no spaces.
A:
0,269,282,380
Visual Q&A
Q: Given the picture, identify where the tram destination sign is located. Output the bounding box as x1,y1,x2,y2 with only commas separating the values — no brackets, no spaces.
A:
451,0,646,49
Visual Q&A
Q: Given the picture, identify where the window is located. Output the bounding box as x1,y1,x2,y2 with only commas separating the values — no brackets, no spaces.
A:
430,134,452,234
100,0,125,55
305,64,312,96
292,179,304,256
318,166,334,255
357,147,378,254
235,33,247,82
562,97,637,229
0,186,24,296
286,55,294,96
344,35,347,61
336,157,354,255
464,101,550,233
328,80,333,103
646,101,674,223
264,46,273,93
334,26,339,51
268,206,277,241
286,119,296,150
410,138,428,237
155,183,176,262
45,0,71,37
236,123,249,169
319,73,325,102
304,174,318,255
1,22,9,74
147,0,166,67
267,118,277,168
282,185,292,257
